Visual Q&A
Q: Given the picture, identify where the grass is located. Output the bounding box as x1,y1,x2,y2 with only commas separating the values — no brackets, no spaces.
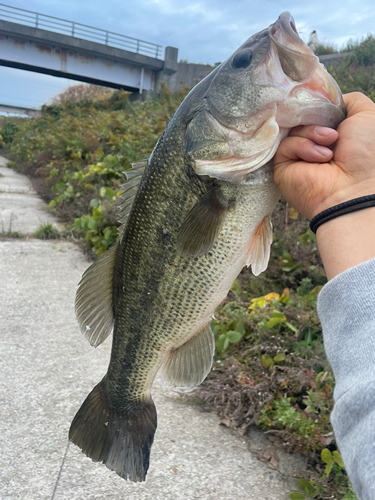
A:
34,223,60,239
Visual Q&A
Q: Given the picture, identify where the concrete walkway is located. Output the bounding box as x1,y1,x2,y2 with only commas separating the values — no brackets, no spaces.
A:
0,158,57,234
0,158,302,499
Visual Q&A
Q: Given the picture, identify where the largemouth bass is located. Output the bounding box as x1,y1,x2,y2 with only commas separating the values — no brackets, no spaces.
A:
69,12,346,481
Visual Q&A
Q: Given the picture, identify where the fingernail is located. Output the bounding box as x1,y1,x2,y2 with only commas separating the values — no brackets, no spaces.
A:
315,126,335,137
314,145,331,156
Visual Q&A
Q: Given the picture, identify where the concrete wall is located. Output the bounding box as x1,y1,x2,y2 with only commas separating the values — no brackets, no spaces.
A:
319,51,353,67
159,61,213,92
155,46,213,94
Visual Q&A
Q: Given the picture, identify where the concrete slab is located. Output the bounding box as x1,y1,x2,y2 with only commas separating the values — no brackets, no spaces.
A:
0,161,302,499
0,161,58,234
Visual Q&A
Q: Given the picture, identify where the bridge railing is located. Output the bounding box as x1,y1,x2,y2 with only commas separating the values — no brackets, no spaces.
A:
0,3,162,58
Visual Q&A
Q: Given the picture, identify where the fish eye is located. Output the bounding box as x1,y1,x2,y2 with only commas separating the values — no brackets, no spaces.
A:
232,50,253,69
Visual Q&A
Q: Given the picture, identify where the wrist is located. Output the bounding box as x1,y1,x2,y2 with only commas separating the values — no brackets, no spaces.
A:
312,182,375,219
316,207,375,280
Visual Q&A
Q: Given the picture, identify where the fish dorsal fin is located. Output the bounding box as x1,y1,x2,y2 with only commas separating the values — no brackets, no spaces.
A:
176,188,230,258
75,243,118,347
118,160,147,231
246,215,273,276
162,323,215,388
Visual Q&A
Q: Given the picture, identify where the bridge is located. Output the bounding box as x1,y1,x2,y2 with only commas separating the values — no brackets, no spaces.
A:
0,102,41,117
0,4,190,95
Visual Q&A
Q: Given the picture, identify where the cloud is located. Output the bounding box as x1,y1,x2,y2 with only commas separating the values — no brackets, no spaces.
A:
1,0,375,106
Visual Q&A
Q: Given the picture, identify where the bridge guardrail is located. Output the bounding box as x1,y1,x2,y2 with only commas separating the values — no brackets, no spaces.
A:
0,3,162,59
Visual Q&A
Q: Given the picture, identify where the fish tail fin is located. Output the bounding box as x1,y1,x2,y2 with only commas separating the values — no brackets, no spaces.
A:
69,381,157,482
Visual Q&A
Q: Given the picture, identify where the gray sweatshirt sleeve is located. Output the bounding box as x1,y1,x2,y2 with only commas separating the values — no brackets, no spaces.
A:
317,258,375,500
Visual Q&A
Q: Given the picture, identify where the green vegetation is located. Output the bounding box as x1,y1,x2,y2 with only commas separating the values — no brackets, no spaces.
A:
1,122,19,144
34,223,60,239
329,34,375,100
199,234,356,498
5,83,190,254
0,231,23,238
314,43,338,56
6,36,375,497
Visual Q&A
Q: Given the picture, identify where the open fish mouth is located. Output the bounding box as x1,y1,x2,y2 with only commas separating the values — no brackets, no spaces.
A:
267,12,346,122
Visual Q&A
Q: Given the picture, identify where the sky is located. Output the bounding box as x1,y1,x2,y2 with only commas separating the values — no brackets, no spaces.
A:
0,0,375,110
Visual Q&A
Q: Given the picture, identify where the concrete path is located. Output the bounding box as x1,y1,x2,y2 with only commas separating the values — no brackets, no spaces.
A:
0,158,57,234
0,157,303,499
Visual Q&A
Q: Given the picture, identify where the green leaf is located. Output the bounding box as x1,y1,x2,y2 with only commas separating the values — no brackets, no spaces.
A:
289,492,305,500
216,333,226,350
297,478,316,496
100,186,107,197
321,448,333,477
90,198,100,208
235,320,246,334
226,330,242,343
273,353,285,363
321,448,333,465
54,180,66,192
261,354,273,368
92,206,103,217
74,218,82,228
211,323,221,335
223,337,230,350
333,450,345,468
266,317,285,328
299,232,310,245
324,461,333,477
285,321,298,333
272,310,285,319
282,252,293,265
104,227,112,240
87,218,98,229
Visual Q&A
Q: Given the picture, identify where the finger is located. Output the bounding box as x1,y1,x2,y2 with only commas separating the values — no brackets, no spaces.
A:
289,125,338,146
274,135,334,165
343,91,375,116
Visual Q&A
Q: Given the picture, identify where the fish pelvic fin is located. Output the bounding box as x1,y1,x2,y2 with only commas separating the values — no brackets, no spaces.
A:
162,323,215,388
69,381,157,482
246,215,273,276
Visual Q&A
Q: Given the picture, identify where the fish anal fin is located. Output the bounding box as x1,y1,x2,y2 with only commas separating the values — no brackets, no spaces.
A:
246,215,273,276
69,381,157,482
162,323,215,388
176,188,230,258
75,242,117,347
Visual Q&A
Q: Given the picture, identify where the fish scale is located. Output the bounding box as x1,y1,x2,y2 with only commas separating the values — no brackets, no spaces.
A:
69,11,346,483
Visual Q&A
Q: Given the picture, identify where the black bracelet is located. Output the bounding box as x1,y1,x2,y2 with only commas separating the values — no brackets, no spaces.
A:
309,195,375,234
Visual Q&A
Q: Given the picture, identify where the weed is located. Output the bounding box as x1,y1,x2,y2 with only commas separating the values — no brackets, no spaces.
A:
34,223,60,240
0,231,23,238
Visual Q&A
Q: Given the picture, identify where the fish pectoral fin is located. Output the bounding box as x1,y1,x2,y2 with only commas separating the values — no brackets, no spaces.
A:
75,242,117,347
176,188,230,258
162,323,215,388
246,215,273,276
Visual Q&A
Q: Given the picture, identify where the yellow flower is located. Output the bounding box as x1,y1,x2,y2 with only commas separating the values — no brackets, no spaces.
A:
249,292,280,312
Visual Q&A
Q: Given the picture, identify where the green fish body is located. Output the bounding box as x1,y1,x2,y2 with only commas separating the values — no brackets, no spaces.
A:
69,12,346,482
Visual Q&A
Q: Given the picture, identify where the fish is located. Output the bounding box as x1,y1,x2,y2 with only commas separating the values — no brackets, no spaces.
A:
69,11,346,482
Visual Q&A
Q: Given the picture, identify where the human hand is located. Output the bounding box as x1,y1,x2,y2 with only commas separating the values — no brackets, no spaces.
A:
273,92,375,220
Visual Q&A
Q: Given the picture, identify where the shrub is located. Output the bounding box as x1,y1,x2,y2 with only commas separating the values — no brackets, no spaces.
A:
1,122,19,144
